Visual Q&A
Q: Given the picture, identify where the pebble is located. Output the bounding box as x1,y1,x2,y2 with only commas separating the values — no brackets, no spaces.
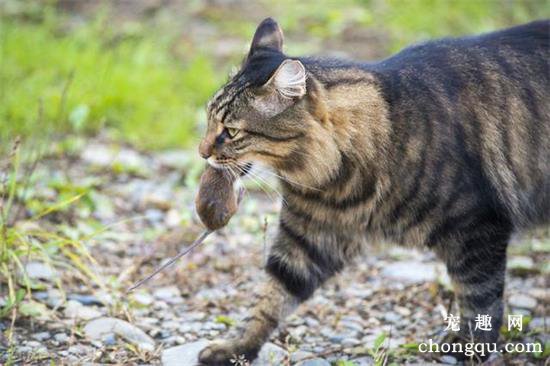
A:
253,342,289,366
67,344,94,355
529,317,547,330
352,356,375,365
84,317,155,351
296,358,330,366
162,341,289,366
381,261,438,284
383,312,401,323
153,286,182,303
102,332,117,346
64,300,102,320
54,333,69,343
291,350,315,363
132,292,154,306
32,331,51,341
162,340,209,366
441,355,458,364
23,262,57,281
67,294,103,306
508,293,537,310
507,256,535,275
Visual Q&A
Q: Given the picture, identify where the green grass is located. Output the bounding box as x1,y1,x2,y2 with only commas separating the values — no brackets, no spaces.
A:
1,1,548,150
0,7,221,150
368,0,549,52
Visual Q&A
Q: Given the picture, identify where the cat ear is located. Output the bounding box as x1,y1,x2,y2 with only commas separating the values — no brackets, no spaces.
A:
268,59,307,99
249,17,284,56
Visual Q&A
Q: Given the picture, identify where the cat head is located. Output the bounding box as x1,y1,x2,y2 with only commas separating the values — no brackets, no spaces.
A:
199,18,325,178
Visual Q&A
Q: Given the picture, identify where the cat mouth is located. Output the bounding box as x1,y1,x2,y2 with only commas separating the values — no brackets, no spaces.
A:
207,157,252,176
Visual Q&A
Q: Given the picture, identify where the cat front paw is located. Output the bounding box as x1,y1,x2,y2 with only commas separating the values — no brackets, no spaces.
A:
198,340,258,366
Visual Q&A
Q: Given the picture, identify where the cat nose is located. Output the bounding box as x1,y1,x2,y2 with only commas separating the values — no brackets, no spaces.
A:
199,139,213,159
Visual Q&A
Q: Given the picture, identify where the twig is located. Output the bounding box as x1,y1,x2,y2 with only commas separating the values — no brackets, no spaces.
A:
126,229,213,293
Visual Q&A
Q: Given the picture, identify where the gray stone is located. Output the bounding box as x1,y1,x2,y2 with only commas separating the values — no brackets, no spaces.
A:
342,338,361,347
64,300,102,320
253,342,289,366
296,358,330,366
102,332,117,346
67,344,94,356
54,333,69,343
132,292,154,306
352,356,375,366
153,286,181,303
32,332,50,341
440,355,458,364
161,341,289,366
384,312,401,323
508,293,537,310
24,262,57,281
529,317,547,330
67,294,103,306
507,256,536,276
84,317,155,351
291,350,315,363
381,261,438,284
162,340,209,366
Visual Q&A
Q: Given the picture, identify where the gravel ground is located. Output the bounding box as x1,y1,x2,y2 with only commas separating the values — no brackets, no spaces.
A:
1,140,548,365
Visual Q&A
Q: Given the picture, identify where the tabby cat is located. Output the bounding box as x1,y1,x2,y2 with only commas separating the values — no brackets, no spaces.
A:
197,18,550,364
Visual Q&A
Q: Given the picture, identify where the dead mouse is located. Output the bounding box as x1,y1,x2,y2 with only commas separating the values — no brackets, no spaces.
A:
195,165,243,230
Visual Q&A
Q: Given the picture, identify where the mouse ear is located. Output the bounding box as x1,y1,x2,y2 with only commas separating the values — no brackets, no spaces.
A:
249,17,283,56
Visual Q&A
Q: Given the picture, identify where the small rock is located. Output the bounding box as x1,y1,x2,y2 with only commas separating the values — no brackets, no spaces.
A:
132,292,154,306
529,317,547,330
54,333,69,343
102,332,117,346
162,340,209,366
508,256,536,276
67,344,94,356
441,355,458,364
145,208,164,223
84,317,155,351
162,340,289,366
165,209,182,228
23,262,57,281
25,341,42,348
352,356,375,366
17,346,32,354
64,300,102,320
153,286,182,303
291,350,315,363
296,358,330,366
383,312,401,323
253,342,289,366
67,294,103,306
381,261,438,284
32,332,50,341
508,293,537,310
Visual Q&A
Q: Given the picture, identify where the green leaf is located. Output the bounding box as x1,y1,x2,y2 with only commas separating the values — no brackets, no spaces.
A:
373,332,387,350
19,300,49,318
215,315,235,327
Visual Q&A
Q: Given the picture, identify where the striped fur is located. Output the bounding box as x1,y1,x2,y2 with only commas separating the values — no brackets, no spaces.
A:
198,18,550,365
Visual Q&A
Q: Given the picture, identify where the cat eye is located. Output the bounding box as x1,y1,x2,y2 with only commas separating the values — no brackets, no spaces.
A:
225,127,240,138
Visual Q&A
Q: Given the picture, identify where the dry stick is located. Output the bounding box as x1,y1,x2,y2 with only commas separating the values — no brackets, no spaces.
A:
126,230,212,293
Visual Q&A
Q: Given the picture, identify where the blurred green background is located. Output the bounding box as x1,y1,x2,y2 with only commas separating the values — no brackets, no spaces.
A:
1,0,548,150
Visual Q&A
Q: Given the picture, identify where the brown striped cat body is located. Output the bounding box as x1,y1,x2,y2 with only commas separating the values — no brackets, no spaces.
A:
197,18,550,364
